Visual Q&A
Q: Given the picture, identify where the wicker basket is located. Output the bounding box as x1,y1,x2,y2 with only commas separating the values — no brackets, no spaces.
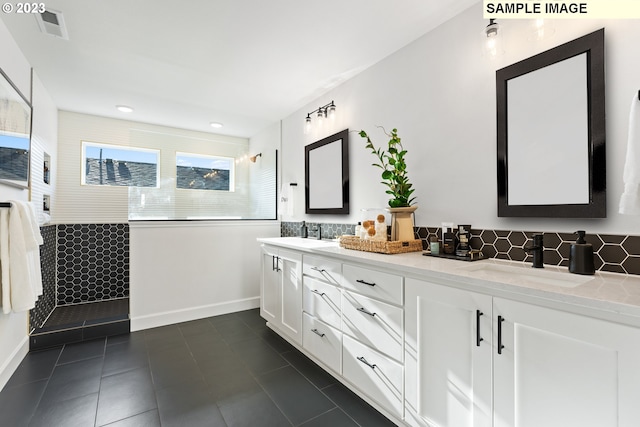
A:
339,235,423,254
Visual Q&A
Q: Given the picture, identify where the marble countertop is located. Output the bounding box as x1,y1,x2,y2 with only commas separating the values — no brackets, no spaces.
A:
258,237,640,325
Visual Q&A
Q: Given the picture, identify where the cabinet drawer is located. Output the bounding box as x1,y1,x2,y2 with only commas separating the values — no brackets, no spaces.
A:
303,255,342,286
303,277,341,329
342,291,403,361
343,335,403,417
303,313,342,374
342,263,402,305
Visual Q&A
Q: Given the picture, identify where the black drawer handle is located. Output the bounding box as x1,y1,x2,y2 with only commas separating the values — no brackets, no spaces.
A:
356,307,376,317
311,328,325,338
497,315,505,355
357,356,376,369
356,279,376,287
476,310,484,347
311,267,326,273
310,289,326,297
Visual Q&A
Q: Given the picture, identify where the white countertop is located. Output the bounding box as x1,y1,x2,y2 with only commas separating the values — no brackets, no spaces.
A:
258,237,640,326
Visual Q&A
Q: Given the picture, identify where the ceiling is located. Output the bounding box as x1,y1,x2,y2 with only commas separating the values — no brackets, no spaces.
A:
1,0,478,138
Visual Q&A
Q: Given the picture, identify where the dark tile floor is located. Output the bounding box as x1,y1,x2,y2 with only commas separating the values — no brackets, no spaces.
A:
0,308,396,427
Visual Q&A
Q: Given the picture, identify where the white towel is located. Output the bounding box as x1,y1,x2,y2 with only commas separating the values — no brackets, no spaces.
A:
0,201,44,313
15,201,43,297
619,94,640,215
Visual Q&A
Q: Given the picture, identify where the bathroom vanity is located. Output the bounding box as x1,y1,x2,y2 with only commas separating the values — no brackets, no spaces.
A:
258,237,640,427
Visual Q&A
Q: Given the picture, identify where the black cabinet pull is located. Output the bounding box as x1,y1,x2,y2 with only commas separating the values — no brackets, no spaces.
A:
357,356,376,369
497,315,505,354
356,307,376,317
272,255,276,271
311,267,326,273
311,289,325,297
311,328,325,338
476,310,484,347
356,279,376,287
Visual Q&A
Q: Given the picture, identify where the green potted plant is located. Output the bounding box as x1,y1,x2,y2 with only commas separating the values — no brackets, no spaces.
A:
358,127,417,241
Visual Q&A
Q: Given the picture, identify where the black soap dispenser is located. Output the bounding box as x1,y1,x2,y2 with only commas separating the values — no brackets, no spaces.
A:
569,230,595,275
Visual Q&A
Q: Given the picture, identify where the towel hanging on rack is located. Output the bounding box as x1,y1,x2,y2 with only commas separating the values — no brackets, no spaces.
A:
619,93,640,215
0,201,43,313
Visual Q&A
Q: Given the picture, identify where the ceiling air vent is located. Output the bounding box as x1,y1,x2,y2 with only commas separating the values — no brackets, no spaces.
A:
35,9,69,40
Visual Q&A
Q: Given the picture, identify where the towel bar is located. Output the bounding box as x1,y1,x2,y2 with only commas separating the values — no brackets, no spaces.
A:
0,202,11,208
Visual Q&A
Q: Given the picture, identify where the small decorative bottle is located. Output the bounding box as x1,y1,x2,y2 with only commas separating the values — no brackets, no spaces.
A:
355,222,362,238
300,221,308,238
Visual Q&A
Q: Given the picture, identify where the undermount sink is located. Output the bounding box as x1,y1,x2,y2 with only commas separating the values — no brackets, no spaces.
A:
461,262,595,288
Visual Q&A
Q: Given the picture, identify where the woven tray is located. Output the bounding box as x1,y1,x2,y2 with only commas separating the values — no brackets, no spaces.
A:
339,235,423,254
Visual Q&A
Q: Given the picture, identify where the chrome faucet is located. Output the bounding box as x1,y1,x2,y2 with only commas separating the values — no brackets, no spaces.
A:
524,234,544,268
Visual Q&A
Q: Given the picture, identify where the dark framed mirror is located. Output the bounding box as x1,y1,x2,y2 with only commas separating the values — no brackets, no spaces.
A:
305,129,349,214
496,28,605,218
0,66,32,190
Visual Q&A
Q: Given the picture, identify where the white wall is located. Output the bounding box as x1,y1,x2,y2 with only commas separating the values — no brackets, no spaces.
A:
0,19,57,391
130,220,279,331
271,3,640,236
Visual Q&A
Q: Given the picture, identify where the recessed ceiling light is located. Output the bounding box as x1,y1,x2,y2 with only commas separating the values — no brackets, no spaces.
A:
210,122,223,128
116,105,134,113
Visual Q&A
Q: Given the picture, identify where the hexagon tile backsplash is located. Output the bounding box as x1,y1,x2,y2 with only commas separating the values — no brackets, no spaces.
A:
281,222,640,276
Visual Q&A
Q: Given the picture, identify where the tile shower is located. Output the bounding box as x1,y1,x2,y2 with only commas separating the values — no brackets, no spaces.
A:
30,224,130,350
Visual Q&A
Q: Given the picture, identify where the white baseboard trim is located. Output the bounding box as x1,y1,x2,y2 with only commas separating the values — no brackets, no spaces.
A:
0,336,29,392
130,296,260,332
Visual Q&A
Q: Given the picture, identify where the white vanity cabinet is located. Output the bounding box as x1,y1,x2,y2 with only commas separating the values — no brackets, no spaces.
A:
259,238,640,427
493,297,640,427
405,276,640,427
260,245,303,344
404,278,492,427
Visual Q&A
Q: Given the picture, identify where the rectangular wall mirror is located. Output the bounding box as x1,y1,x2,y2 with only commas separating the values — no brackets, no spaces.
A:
305,129,349,214
496,29,605,218
0,66,32,190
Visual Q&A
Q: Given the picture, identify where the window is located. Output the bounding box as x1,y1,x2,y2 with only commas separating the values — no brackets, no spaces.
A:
82,142,159,187
0,134,29,181
176,152,234,191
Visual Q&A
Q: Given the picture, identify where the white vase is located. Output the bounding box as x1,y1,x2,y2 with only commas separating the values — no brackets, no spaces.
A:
387,205,418,241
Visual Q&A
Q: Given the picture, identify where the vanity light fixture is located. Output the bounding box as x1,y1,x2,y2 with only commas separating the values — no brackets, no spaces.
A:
210,122,223,128
482,19,503,58
249,153,262,163
116,105,134,113
303,101,336,135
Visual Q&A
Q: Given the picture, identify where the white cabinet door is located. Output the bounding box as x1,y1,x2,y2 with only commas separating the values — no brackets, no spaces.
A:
260,245,279,325
260,246,303,345
493,297,640,427
278,248,303,344
405,278,492,427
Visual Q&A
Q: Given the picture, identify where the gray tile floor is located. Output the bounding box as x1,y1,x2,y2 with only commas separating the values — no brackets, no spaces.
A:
0,309,396,427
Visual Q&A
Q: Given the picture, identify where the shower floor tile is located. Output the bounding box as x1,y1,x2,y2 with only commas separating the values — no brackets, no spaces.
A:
41,298,129,330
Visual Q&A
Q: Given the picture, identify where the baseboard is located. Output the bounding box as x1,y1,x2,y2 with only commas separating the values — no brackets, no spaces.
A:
130,296,260,331
0,336,29,392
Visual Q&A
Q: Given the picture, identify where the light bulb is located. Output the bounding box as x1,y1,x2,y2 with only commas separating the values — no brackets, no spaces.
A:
316,108,324,128
327,103,336,120
482,19,503,58
304,115,312,135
